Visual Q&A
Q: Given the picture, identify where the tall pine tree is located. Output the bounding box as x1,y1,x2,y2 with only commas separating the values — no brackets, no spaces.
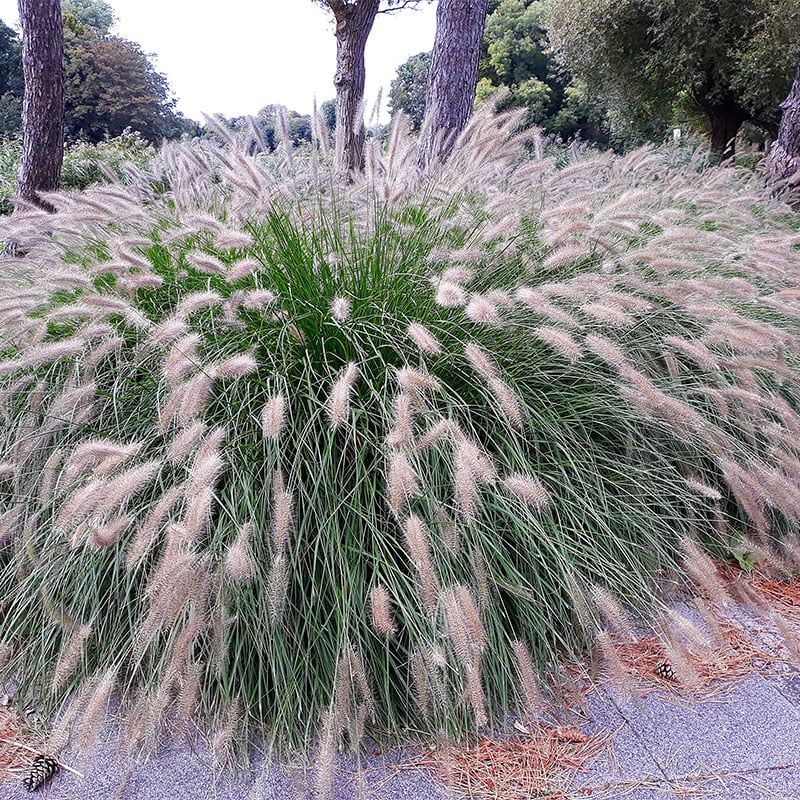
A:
418,0,489,168
17,0,64,208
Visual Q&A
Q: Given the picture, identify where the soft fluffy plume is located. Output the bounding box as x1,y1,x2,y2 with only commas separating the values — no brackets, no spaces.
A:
502,473,550,510
261,393,286,439
271,470,293,551
387,451,420,516
224,522,255,583
407,322,442,355
369,584,396,638
403,514,439,612
327,362,358,427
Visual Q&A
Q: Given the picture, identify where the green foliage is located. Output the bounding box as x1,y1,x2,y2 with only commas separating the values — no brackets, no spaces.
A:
729,533,758,572
480,0,552,110
388,1,610,144
62,0,116,32
0,18,23,138
0,93,22,140
0,137,19,214
388,51,430,131
0,19,22,97
257,105,314,147
205,107,316,153
546,0,800,149
320,98,336,132
0,134,156,214
63,21,181,144
0,11,189,144
546,82,610,144
477,0,612,142
1,113,800,757
60,131,156,188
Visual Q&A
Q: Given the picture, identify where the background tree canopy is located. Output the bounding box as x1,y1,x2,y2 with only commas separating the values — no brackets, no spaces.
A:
546,0,800,157
1,0,330,154
476,0,608,142
388,50,429,130
202,104,324,153
63,0,115,31
0,19,23,136
63,17,181,142
478,0,555,124
0,0,191,143
62,0,190,142
388,0,610,144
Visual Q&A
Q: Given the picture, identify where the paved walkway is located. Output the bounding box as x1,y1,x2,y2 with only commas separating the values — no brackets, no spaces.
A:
576,672,800,799
3,605,800,800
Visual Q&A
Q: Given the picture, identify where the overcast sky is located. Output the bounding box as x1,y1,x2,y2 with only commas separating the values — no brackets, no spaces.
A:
0,0,438,122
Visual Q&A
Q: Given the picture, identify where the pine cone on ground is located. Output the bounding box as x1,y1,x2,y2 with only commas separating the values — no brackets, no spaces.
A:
22,754,59,792
655,661,676,681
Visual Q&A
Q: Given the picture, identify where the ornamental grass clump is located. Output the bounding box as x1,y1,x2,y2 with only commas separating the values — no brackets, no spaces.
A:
1,105,800,755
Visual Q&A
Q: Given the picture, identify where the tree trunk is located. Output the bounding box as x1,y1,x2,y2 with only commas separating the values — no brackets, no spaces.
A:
765,62,800,195
417,0,489,170
330,0,380,176
705,103,746,162
17,0,64,209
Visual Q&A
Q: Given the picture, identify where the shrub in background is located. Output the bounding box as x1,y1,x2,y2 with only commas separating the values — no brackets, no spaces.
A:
0,108,799,757
0,131,155,215
0,136,20,215
60,130,155,190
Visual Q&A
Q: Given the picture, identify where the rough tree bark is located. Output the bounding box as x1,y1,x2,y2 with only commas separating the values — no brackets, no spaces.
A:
17,0,64,208
765,62,800,195
417,0,489,170
328,0,380,176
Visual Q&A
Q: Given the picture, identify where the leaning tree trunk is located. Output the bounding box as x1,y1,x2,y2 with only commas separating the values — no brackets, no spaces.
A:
17,0,64,209
417,0,489,170
330,0,380,177
765,62,800,195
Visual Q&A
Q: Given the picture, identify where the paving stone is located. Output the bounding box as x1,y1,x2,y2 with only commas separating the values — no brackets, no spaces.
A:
565,766,800,800
770,671,800,710
573,689,669,792
657,766,800,800
608,674,800,779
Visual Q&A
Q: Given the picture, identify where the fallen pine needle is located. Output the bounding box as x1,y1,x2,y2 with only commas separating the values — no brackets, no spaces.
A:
5,740,84,778
410,724,607,800
606,617,780,700
0,708,83,782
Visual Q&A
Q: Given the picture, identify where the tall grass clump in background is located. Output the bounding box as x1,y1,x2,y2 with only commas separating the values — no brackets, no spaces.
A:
1,105,800,756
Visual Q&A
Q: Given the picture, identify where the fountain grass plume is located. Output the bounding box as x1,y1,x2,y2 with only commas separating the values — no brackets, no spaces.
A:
1,105,800,752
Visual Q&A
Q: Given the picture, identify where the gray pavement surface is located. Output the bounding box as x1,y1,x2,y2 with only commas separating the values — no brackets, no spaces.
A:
576,674,800,799
4,612,800,800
